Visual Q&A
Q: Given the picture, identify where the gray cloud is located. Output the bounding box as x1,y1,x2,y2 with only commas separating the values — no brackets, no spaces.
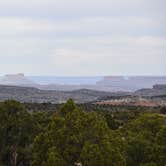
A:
0,0,165,75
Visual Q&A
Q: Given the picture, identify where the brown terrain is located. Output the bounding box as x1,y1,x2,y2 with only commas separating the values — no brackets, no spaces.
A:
95,98,162,107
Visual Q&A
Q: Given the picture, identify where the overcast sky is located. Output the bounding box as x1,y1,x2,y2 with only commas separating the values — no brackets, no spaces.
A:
0,0,166,76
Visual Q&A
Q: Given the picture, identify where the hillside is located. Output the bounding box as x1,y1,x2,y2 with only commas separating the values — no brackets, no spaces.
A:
0,85,118,103
135,84,166,97
0,84,166,104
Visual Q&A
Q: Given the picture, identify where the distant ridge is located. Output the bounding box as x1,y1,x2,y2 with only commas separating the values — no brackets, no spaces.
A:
0,85,116,103
97,76,166,91
135,84,166,96
0,74,166,92
0,84,165,103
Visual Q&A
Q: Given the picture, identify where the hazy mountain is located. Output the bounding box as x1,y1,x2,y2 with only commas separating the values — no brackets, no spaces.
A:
135,84,166,97
0,85,119,103
97,76,166,91
0,84,165,103
1,74,166,92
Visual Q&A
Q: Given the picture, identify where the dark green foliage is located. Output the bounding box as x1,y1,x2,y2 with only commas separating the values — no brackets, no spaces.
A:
0,100,165,166
80,142,125,166
33,100,125,166
60,98,76,116
123,114,166,166
160,107,166,114
0,100,35,166
103,112,120,130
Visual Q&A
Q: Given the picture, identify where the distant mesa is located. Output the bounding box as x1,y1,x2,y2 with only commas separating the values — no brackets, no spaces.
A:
0,73,35,86
153,84,166,90
5,73,25,79
134,84,166,96
0,74,166,92
97,76,166,91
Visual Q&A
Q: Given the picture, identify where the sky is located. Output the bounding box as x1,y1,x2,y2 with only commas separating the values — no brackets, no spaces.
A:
0,0,166,76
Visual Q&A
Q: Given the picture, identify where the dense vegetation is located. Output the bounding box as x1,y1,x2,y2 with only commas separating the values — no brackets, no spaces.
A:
0,100,165,166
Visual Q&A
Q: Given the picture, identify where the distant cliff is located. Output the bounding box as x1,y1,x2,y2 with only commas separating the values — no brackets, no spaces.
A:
97,76,166,91
0,73,35,86
1,74,166,92
135,84,166,96
153,84,166,90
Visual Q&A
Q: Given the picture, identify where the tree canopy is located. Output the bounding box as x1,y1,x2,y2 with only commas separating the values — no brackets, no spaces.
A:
0,99,165,166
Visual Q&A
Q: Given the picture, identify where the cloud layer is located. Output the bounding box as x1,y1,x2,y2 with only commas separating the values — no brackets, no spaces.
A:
0,0,166,76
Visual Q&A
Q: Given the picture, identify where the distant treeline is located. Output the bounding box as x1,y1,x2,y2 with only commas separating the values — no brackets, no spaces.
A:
0,100,166,166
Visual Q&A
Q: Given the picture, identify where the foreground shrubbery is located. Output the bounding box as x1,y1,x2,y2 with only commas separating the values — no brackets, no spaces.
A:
0,100,165,166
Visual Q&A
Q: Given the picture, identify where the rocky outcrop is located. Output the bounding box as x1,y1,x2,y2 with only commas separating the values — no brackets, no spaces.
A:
135,84,166,97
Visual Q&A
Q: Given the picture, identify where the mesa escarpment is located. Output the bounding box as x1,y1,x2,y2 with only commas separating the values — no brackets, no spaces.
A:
0,73,35,86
